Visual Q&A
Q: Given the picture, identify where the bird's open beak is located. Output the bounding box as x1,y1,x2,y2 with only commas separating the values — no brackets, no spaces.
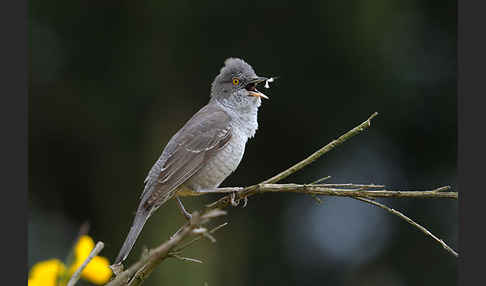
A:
248,91,269,99
246,77,270,99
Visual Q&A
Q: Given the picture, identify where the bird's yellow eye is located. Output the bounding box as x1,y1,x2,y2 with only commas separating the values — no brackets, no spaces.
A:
232,78,240,85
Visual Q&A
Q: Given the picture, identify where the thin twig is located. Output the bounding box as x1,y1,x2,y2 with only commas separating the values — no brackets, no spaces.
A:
353,197,458,257
312,183,384,189
263,112,379,184
307,183,383,203
172,222,228,253
310,194,323,204
309,176,331,203
169,254,203,264
107,210,227,286
309,176,332,185
67,241,105,286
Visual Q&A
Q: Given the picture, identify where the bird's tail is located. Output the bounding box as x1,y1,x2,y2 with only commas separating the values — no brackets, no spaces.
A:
112,208,150,266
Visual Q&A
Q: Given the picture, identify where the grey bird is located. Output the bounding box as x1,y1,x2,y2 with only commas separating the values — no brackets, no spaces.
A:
113,58,270,266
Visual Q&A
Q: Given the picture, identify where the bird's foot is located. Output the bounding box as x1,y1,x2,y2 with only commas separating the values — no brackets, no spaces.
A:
176,197,192,220
230,192,239,207
242,196,248,208
230,191,248,208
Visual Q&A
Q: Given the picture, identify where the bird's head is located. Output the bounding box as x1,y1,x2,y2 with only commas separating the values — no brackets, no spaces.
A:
210,58,269,110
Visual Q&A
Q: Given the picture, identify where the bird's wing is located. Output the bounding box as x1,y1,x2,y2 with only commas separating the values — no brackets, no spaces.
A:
140,103,232,211
113,105,231,265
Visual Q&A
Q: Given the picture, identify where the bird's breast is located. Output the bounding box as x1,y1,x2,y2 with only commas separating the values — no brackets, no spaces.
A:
183,130,248,191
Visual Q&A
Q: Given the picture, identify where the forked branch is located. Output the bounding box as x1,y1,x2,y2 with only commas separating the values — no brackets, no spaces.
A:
103,112,458,286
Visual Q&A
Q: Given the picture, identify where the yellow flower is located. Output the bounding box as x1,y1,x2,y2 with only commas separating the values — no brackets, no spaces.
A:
78,256,112,284
28,259,66,286
75,235,95,260
68,235,112,285
28,234,112,286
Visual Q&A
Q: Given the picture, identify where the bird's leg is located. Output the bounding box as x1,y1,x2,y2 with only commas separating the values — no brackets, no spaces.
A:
197,187,247,208
170,198,190,241
176,196,192,220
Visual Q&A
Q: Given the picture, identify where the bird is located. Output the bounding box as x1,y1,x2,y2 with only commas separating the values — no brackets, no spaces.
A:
112,58,270,266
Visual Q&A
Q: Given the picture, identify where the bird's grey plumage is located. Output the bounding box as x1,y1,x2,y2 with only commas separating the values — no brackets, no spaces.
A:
113,58,268,265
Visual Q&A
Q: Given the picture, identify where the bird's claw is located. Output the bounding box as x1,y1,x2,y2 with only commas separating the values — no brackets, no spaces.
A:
242,196,248,208
230,192,239,207
230,192,248,208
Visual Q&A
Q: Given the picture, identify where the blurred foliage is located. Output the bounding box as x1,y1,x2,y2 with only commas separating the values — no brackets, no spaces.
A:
29,0,456,285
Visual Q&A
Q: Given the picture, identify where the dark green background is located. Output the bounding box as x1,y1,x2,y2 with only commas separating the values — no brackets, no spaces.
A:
29,1,457,285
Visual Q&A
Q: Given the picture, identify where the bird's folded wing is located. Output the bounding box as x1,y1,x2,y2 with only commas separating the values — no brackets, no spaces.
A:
140,104,232,210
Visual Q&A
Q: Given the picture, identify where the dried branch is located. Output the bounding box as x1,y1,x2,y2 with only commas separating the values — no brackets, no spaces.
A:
67,241,105,286
106,112,458,285
168,254,203,264
106,210,227,286
262,112,379,184
353,197,459,257
309,176,332,203
172,222,228,253
199,184,456,201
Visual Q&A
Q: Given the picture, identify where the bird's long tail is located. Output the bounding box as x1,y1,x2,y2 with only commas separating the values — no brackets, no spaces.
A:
113,208,150,266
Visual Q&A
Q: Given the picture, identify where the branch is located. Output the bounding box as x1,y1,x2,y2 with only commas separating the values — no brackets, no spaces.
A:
107,112,458,285
198,184,457,201
353,197,459,257
106,210,227,286
171,222,228,253
262,112,379,185
67,241,105,286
